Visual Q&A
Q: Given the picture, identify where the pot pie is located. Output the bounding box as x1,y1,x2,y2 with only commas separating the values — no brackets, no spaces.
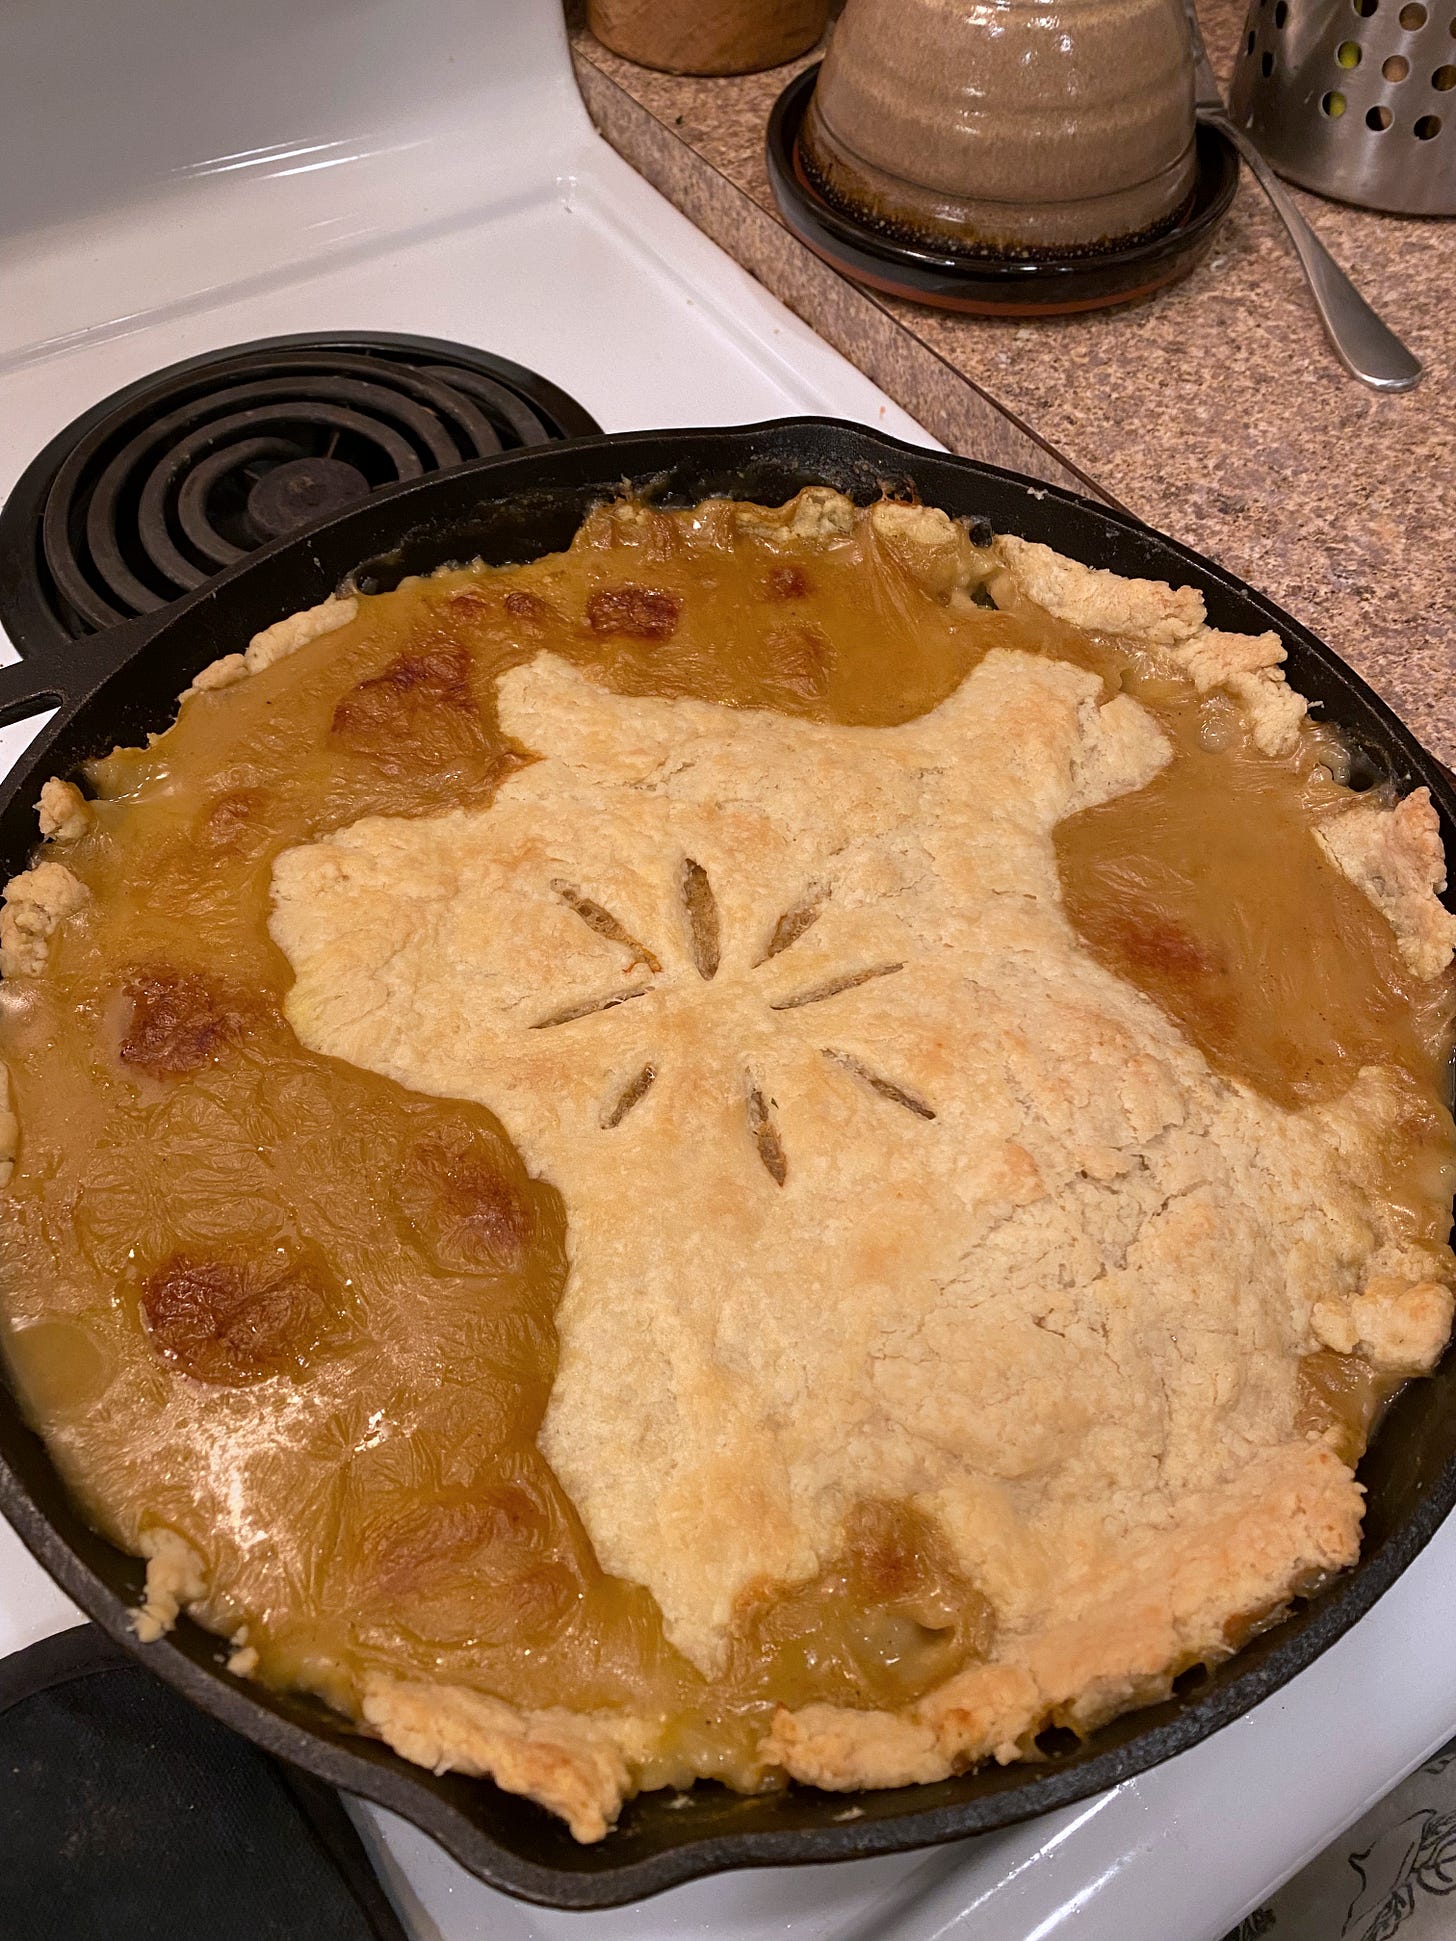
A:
1,490,1453,1842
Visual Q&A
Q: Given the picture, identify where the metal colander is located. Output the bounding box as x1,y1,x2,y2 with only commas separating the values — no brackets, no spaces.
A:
1230,0,1456,212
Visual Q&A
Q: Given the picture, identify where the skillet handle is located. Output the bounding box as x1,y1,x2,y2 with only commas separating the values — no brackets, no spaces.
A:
0,660,70,733
0,613,166,735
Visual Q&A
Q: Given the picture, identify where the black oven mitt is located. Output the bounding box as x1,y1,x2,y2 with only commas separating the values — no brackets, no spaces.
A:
0,1624,410,1941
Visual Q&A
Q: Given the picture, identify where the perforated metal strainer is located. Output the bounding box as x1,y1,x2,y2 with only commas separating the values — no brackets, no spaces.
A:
1231,0,1456,212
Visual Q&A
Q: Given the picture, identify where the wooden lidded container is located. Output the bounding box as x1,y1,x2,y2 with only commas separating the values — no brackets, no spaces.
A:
586,0,829,76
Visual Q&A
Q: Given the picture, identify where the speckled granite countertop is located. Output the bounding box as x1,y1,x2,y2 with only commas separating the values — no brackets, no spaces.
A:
569,0,1455,760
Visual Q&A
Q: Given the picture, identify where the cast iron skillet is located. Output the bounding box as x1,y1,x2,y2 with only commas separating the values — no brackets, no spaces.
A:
0,419,1453,1910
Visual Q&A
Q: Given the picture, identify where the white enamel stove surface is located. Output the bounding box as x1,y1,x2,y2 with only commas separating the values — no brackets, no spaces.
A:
1,4,1451,1936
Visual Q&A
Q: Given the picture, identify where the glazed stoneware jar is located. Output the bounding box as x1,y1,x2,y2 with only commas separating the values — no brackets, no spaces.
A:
802,0,1197,253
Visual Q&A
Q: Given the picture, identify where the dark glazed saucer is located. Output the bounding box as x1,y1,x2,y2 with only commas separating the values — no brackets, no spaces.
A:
766,65,1240,317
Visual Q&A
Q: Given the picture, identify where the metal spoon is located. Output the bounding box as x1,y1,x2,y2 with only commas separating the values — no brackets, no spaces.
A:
1185,4,1422,392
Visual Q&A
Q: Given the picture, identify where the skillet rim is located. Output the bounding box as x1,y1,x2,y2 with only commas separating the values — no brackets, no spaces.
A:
0,415,1452,1909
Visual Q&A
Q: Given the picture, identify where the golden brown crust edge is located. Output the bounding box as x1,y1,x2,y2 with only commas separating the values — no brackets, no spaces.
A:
177,591,358,702
1315,788,1456,982
763,1443,1362,1790
3,503,1450,984
0,859,87,980
359,1677,653,1845
338,1443,1369,1832
987,530,1453,973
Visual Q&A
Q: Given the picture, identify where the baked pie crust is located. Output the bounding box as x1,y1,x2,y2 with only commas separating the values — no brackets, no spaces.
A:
1,493,1453,1842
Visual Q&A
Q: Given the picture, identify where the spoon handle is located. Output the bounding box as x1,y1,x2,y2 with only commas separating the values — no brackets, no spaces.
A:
1201,109,1422,393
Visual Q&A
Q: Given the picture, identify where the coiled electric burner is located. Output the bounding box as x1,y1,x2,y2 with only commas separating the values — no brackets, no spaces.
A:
0,332,600,653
